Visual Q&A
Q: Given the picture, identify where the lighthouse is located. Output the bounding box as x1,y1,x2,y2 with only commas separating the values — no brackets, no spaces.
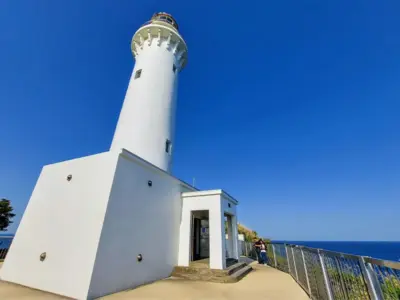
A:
111,13,188,172
0,12,240,300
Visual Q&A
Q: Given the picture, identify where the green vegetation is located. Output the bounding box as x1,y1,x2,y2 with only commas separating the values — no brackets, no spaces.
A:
381,276,400,299
0,198,15,231
235,223,259,242
326,268,400,300
266,249,400,300
257,240,400,300
224,222,271,243
237,224,259,242
266,245,275,263
326,269,369,299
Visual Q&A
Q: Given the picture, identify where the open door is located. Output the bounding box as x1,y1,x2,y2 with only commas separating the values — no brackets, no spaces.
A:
190,210,209,261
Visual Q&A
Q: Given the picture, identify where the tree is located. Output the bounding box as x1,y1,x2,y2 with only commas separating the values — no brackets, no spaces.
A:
0,198,16,231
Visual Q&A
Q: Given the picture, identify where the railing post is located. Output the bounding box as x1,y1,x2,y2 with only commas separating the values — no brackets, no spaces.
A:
301,247,312,296
292,246,299,282
359,256,385,300
334,256,349,300
318,249,334,300
249,242,252,258
272,244,277,268
0,248,7,260
285,244,291,274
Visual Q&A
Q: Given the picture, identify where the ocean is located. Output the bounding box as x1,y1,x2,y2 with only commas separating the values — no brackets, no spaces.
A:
1,236,399,262
280,241,400,262
0,236,13,249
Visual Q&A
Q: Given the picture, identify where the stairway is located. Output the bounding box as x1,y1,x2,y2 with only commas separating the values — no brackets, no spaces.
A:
171,259,253,283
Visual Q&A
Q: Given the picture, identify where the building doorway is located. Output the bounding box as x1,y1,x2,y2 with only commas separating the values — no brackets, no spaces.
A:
191,210,209,261
224,213,235,259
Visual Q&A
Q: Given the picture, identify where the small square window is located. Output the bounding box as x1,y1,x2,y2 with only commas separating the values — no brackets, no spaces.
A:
173,64,177,73
134,69,142,79
165,139,172,154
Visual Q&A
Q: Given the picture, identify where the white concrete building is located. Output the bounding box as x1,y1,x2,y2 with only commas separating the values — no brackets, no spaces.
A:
0,12,240,300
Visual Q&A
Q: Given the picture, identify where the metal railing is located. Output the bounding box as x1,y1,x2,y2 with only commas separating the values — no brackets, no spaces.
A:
240,240,258,260
1,237,398,299
0,236,13,260
260,243,400,300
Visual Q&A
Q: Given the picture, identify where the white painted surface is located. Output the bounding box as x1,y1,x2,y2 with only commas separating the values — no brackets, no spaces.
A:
0,152,119,299
183,190,238,205
1,13,242,299
178,190,238,269
110,22,187,173
1,149,196,299
210,199,226,269
222,195,237,216
1,153,239,297
87,150,193,299
222,193,238,259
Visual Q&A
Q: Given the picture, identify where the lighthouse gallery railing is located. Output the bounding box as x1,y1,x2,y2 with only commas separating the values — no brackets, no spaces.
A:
247,242,400,300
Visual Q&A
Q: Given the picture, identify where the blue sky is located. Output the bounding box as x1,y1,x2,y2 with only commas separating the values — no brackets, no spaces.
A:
0,1,399,241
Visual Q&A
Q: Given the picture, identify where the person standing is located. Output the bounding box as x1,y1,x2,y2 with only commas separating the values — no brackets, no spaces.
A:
259,240,267,266
254,238,262,264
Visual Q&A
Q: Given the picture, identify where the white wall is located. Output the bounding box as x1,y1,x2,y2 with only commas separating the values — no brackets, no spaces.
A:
178,192,227,269
110,35,180,172
222,195,237,216
1,147,238,298
222,194,238,259
87,152,192,299
0,152,119,299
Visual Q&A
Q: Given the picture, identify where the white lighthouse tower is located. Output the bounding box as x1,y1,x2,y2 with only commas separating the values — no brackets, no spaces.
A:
111,13,188,172
0,12,240,300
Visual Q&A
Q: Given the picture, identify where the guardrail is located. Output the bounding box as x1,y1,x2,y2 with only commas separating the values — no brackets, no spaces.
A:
1,237,398,299
240,240,258,260
0,236,13,260
261,243,400,300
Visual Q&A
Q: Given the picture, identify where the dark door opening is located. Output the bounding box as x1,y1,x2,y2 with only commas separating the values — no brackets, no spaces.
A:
191,210,209,261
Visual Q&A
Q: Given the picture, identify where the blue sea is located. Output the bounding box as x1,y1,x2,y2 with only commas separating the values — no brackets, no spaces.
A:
0,236,13,249
280,241,400,262
1,235,399,262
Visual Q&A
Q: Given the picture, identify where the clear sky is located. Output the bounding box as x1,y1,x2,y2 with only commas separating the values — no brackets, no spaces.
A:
0,1,399,241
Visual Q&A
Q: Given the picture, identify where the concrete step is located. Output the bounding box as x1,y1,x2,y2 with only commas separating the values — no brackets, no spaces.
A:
171,262,252,283
229,265,253,282
226,262,247,275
